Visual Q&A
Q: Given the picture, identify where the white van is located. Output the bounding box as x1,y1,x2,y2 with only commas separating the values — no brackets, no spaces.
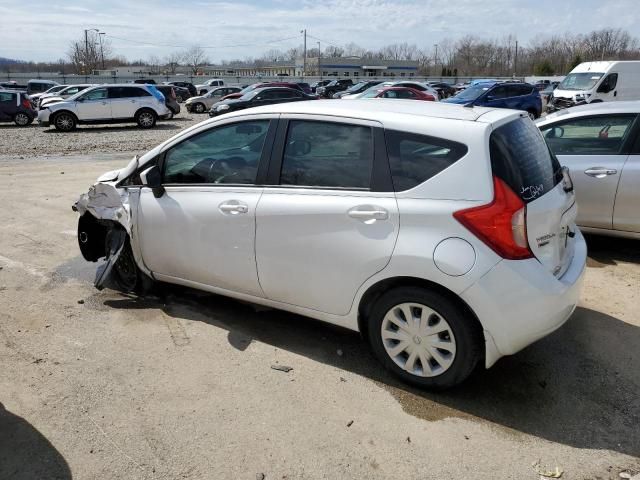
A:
548,61,640,111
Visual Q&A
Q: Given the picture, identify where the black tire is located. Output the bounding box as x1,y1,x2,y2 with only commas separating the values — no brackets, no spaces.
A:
193,102,205,114
367,287,482,390
14,112,32,126
136,109,157,129
112,236,155,294
53,112,76,131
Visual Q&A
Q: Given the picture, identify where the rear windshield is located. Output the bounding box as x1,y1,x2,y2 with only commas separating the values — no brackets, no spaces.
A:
490,117,562,203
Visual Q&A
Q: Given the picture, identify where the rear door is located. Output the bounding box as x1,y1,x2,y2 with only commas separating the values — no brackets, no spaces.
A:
0,92,17,121
491,117,576,277
540,113,636,229
255,116,399,315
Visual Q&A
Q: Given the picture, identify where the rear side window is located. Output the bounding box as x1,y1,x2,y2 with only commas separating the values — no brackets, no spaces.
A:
385,131,468,191
490,118,561,203
280,121,373,189
0,92,16,103
110,87,151,98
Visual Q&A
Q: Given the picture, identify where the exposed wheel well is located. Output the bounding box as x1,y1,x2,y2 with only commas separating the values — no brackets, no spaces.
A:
357,276,485,350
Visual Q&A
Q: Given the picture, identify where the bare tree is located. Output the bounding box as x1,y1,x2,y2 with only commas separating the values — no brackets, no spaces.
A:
67,30,112,74
182,46,208,75
164,51,182,74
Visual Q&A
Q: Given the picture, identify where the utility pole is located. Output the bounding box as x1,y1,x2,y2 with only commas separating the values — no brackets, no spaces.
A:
99,32,105,69
434,43,438,77
514,40,519,78
301,29,307,78
84,29,89,74
317,41,321,79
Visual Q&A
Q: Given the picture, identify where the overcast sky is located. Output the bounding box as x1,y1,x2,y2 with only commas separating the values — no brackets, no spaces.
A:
1,0,639,63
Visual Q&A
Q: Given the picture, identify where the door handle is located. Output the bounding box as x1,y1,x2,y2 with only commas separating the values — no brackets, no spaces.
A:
584,167,617,178
348,207,389,221
219,202,248,214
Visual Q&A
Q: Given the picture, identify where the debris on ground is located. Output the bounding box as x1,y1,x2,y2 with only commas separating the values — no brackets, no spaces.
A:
270,365,293,373
532,460,563,478
406,436,411,443
77,299,85,304
256,473,265,480
347,420,354,427
339,377,347,382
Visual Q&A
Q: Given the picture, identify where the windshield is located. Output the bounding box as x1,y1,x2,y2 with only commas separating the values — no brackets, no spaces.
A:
361,89,382,98
453,84,492,101
558,72,604,91
346,82,367,93
239,90,259,101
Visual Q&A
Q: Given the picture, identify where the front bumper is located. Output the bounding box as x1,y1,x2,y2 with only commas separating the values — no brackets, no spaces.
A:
461,229,587,366
37,109,51,126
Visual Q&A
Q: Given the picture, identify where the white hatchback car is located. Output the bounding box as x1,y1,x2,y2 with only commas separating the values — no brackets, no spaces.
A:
38,84,171,131
74,100,587,389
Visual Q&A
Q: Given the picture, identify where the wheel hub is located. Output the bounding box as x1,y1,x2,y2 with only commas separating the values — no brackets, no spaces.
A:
381,302,456,377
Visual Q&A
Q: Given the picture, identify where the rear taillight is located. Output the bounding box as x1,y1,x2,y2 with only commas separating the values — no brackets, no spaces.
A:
453,176,533,260
170,88,176,100
22,98,32,109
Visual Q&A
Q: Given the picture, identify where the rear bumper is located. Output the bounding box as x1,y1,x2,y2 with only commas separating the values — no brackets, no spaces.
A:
461,229,587,366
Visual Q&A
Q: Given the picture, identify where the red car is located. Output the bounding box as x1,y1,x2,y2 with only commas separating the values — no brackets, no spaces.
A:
361,86,436,101
221,82,306,101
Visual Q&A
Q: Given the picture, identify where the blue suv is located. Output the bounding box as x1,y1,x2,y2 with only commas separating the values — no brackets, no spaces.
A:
444,81,542,119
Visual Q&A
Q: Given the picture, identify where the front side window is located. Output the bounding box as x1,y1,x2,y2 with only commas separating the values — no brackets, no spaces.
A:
81,88,108,101
163,120,270,184
280,121,373,189
541,114,636,155
385,131,468,191
488,86,509,99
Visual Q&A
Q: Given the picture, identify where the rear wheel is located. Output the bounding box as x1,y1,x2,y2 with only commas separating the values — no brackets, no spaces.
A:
193,102,205,114
367,287,482,390
176,95,184,103
14,112,32,126
136,109,156,128
53,112,76,131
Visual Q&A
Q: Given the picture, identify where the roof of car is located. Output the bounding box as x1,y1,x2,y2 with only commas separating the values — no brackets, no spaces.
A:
538,100,640,124
237,98,521,123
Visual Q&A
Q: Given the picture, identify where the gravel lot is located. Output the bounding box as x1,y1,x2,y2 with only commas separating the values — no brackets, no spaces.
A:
0,113,205,157
0,148,639,478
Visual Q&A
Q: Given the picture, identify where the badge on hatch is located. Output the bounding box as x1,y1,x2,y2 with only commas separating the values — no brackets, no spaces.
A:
536,233,556,247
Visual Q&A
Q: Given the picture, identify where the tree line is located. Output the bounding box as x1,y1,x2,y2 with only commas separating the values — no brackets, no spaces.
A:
2,28,639,77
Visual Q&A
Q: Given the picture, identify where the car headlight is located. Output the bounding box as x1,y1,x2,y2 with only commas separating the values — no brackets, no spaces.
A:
216,104,230,112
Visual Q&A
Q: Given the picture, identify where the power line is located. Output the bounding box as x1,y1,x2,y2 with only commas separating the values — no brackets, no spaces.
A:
104,33,302,50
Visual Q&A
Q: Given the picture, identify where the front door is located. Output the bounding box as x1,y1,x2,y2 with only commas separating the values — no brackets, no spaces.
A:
136,118,275,296
255,118,399,316
75,87,111,121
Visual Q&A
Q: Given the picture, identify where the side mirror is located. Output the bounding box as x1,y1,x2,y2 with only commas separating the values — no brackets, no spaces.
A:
546,126,564,139
140,165,165,198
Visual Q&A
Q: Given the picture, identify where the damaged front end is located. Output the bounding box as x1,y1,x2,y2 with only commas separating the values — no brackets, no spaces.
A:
73,156,148,292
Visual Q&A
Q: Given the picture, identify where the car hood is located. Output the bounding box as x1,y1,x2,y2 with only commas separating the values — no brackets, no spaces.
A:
186,95,206,103
442,96,473,105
